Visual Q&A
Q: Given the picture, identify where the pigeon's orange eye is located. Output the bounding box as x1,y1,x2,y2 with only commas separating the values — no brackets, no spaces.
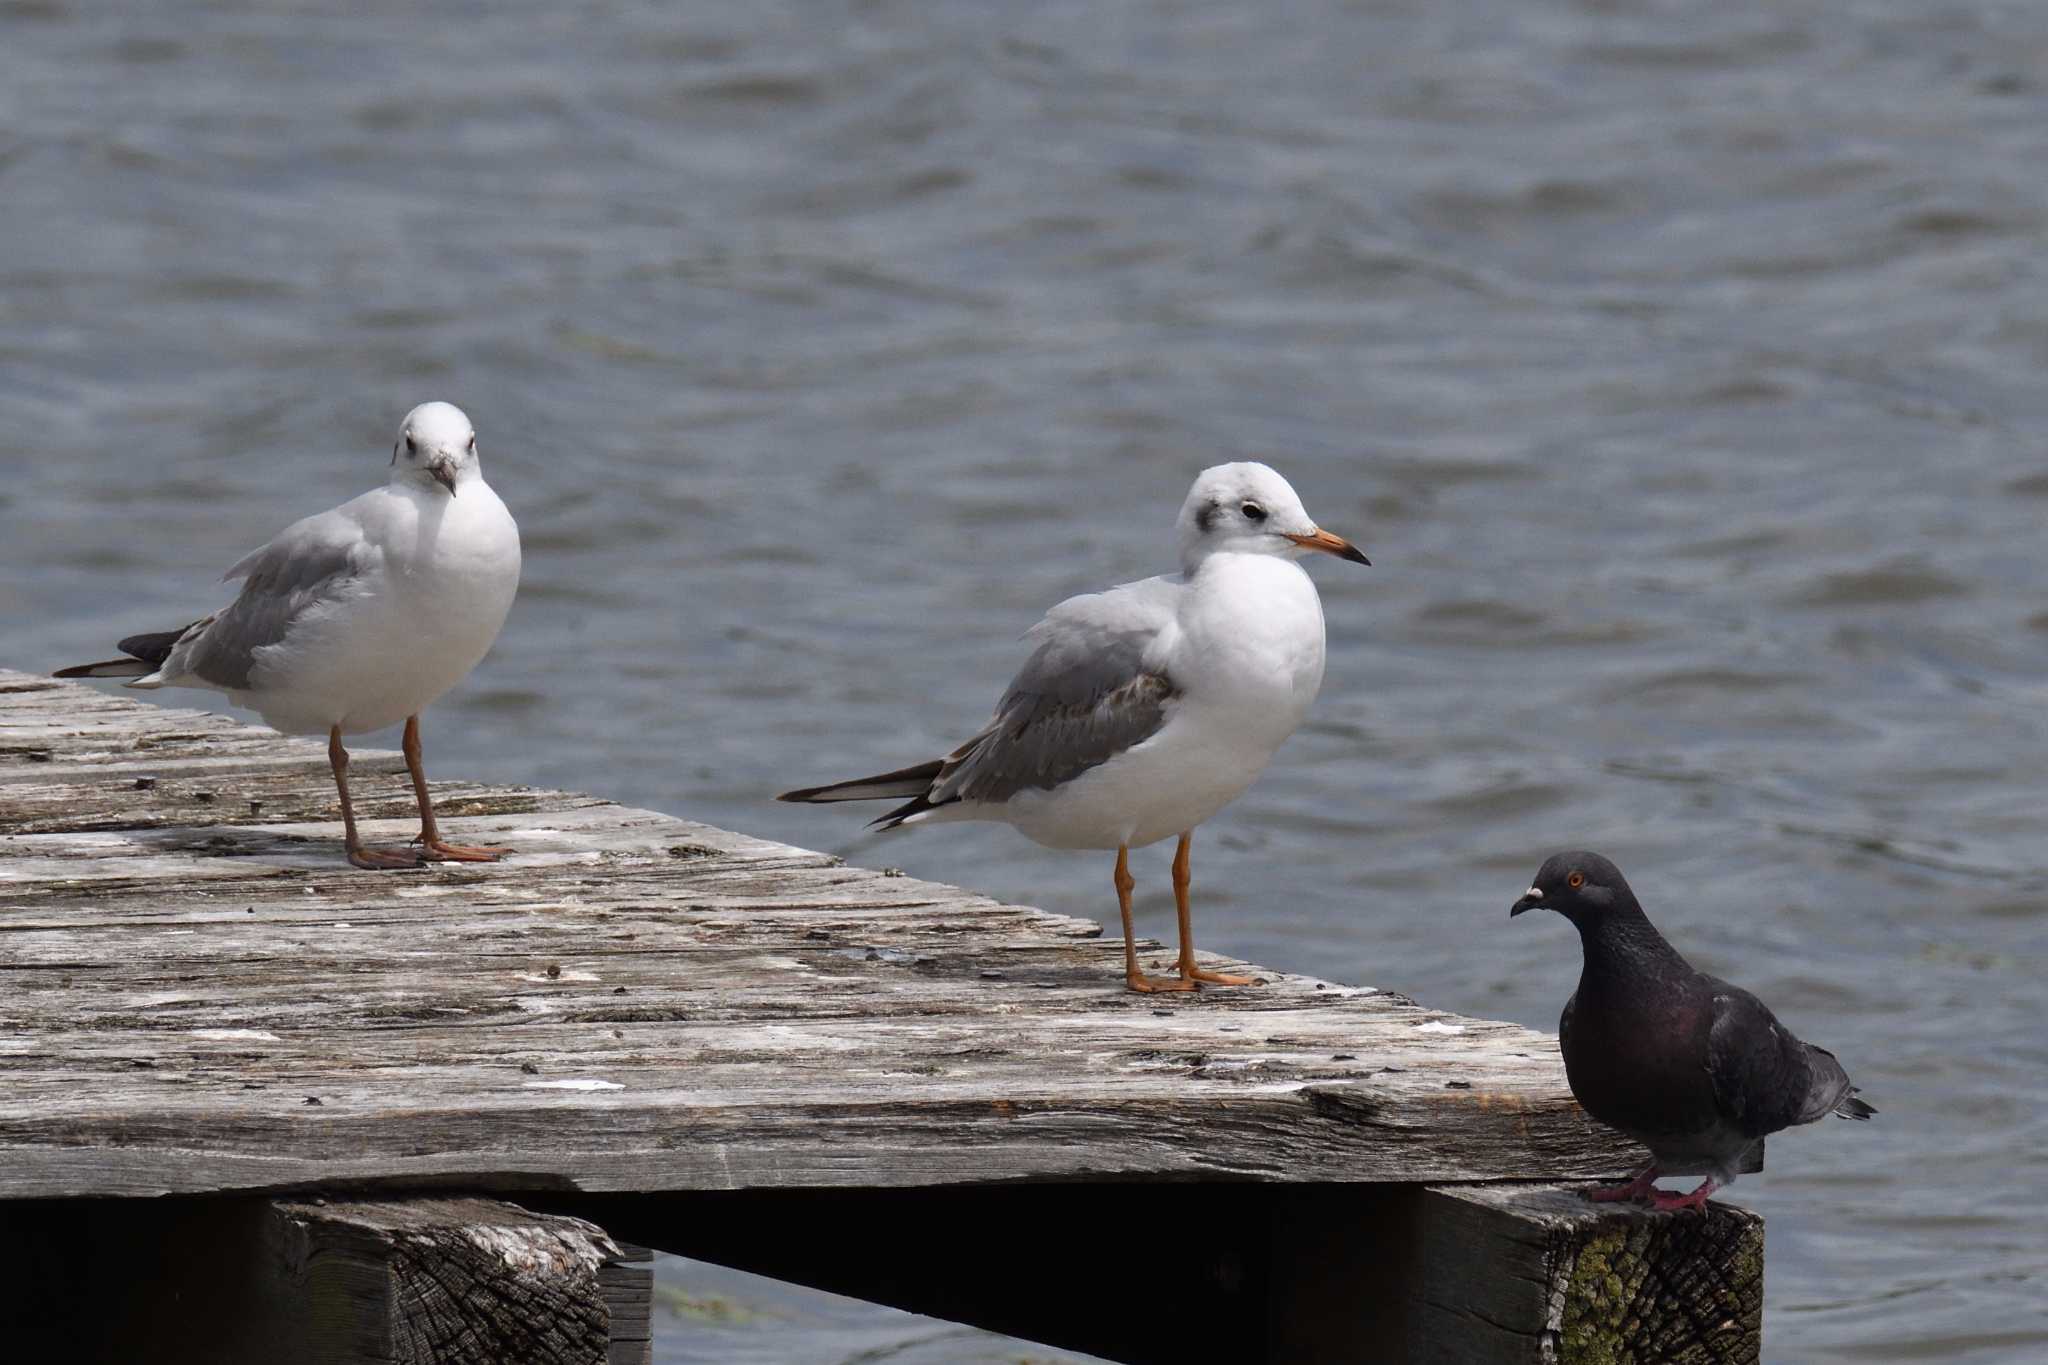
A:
1567,870,1585,889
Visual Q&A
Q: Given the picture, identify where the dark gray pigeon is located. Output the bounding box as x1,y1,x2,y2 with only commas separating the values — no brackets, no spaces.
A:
1511,851,1874,1210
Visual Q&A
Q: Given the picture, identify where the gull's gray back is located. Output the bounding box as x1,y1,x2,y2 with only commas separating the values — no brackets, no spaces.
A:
930,576,1183,805
175,507,375,690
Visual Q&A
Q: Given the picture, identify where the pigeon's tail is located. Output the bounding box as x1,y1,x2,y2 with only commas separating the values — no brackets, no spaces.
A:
1796,1043,1875,1123
52,624,201,688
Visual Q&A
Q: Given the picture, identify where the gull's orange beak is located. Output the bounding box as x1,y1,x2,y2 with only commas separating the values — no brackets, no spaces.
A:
1284,528,1370,566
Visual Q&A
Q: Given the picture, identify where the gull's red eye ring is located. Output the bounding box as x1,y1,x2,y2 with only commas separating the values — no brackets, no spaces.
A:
1567,870,1585,889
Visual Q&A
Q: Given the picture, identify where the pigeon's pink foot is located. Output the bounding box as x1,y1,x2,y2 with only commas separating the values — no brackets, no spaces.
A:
1586,1167,1661,1203
1647,1179,1718,1212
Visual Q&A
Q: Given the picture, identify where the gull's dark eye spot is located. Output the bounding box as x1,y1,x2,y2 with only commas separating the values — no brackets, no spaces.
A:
404,434,418,458
467,435,477,452
1567,870,1585,889
1241,502,1267,523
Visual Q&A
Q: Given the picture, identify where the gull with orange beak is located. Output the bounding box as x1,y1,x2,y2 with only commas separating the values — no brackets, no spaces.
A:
780,462,1368,992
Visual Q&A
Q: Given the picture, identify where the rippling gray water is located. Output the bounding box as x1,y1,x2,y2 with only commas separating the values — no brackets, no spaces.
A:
7,1,2047,1359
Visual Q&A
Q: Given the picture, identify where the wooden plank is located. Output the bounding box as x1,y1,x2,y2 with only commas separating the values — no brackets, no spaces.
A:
0,670,1643,1199
573,1182,1761,1365
0,1196,650,1365
1408,1184,1764,1364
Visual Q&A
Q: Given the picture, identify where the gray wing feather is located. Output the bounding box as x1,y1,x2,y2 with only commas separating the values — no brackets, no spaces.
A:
176,510,375,690
1706,985,1846,1137
927,577,1182,807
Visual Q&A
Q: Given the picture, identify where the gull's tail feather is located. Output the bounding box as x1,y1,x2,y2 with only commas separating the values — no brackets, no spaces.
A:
778,760,943,806
1834,1091,1877,1121
53,622,203,687
869,790,954,831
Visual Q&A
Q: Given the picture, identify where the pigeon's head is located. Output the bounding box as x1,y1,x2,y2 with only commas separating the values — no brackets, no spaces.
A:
1510,851,1636,924
1176,462,1369,573
391,401,480,497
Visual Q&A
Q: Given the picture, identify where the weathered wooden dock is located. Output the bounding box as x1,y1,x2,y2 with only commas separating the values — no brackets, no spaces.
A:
0,670,1765,1363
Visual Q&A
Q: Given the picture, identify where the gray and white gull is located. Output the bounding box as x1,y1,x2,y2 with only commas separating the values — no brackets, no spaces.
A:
57,401,522,869
781,462,1368,993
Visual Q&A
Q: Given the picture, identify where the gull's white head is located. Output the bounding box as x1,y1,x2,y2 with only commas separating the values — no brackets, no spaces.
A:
390,401,481,497
1174,461,1369,573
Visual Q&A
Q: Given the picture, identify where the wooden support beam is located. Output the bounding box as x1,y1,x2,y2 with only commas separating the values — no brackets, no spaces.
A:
573,1181,1762,1365
597,1241,655,1365
1409,1184,1764,1364
0,1196,652,1365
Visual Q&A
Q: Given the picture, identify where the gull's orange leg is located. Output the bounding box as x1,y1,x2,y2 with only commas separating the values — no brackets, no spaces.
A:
1172,832,1257,987
1118,844,1194,994
403,715,509,862
331,726,423,870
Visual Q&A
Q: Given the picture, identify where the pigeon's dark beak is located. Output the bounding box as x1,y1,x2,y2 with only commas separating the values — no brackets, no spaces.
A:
1509,886,1543,918
1285,528,1370,566
428,458,458,495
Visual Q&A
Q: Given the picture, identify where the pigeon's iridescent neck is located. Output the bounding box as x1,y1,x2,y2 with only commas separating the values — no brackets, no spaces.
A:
1574,905,1686,982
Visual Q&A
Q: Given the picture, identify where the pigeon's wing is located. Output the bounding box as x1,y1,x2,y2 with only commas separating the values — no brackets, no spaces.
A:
1558,991,1576,1056
1705,983,1831,1137
874,576,1183,826
177,506,379,689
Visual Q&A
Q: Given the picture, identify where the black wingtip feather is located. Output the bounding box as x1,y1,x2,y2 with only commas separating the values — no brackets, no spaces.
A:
56,621,206,679
115,627,191,667
1836,1094,1877,1120
779,759,946,806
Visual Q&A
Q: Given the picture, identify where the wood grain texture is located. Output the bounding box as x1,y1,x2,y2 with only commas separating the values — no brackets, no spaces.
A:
0,1194,649,1365
262,1198,629,1365
1,671,1641,1200
1410,1184,1766,1364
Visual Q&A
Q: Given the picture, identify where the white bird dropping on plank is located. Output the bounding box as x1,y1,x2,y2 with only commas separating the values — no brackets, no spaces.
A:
56,401,522,870
780,463,1369,993
1511,852,1875,1211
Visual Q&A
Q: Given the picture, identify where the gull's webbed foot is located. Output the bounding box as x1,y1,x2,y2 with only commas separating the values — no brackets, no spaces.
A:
1126,968,1199,994
348,845,427,871
1182,962,1260,987
414,836,510,863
